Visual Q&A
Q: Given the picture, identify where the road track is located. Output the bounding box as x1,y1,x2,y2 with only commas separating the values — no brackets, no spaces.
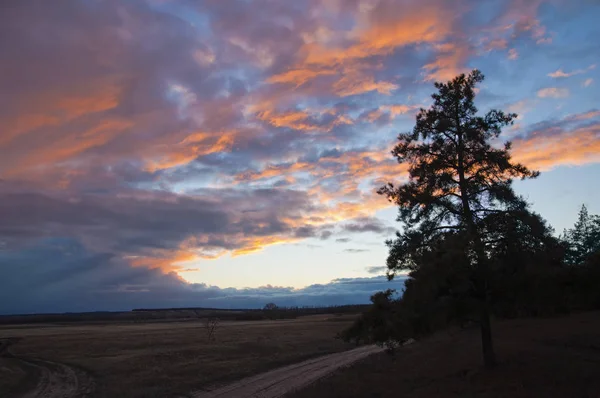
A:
0,338,94,398
190,345,383,398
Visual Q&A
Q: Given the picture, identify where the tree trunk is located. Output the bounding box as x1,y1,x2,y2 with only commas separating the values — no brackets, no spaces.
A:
456,122,497,368
471,232,497,368
479,294,497,368
473,233,497,368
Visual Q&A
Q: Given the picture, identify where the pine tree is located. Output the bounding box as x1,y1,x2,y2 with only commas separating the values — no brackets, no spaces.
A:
562,204,600,265
378,70,539,367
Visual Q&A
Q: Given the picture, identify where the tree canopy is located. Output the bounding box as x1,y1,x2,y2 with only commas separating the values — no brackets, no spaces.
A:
379,70,539,277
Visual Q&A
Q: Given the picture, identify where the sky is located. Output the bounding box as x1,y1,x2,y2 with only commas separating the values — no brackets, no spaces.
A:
1,0,599,314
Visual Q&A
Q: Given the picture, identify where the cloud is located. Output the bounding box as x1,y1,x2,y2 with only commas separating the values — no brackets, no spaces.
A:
508,48,518,60
365,266,387,275
422,42,471,82
537,87,570,98
255,107,353,132
0,238,407,314
265,0,461,93
363,104,418,123
0,0,598,314
548,64,595,78
513,110,600,170
548,69,580,78
0,186,328,270
340,217,396,235
583,78,594,87
344,248,370,253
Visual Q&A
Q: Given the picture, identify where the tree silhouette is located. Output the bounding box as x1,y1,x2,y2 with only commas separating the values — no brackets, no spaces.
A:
337,289,409,350
561,204,600,265
263,302,278,311
482,209,565,317
204,316,219,342
378,70,539,367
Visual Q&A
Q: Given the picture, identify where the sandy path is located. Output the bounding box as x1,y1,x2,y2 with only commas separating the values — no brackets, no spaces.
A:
1,338,94,398
190,345,383,398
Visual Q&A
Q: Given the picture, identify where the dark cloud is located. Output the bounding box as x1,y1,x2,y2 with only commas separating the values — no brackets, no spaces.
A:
0,186,324,261
516,109,600,140
0,238,406,314
344,248,370,253
365,266,387,275
340,217,396,235
318,230,334,240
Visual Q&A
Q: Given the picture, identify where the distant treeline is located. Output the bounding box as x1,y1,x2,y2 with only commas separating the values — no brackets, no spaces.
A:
0,304,369,325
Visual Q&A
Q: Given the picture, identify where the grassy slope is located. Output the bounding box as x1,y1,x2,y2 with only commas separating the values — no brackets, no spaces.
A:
291,311,600,398
0,314,355,397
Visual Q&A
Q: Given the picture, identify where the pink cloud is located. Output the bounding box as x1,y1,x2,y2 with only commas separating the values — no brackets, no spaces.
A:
537,87,570,98
548,64,595,78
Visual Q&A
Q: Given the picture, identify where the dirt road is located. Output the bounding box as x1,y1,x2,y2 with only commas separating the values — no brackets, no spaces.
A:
190,345,383,398
17,356,95,398
0,338,94,398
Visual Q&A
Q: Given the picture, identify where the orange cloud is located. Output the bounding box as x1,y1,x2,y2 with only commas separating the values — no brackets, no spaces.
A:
252,103,354,133
305,13,450,67
1,81,121,147
146,130,238,172
365,104,418,122
128,230,308,274
513,125,600,171
129,249,201,273
231,235,301,256
267,68,337,88
2,118,132,177
258,110,314,131
422,42,470,82
267,4,454,95
235,161,313,183
332,72,398,97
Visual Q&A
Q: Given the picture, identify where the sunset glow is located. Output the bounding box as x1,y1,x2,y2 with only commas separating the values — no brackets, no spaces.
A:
1,0,599,313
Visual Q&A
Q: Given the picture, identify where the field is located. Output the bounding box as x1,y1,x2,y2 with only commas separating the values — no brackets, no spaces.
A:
5,311,600,398
291,311,600,398
0,314,357,397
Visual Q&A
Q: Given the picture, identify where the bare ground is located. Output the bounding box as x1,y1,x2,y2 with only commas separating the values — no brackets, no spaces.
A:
189,345,383,398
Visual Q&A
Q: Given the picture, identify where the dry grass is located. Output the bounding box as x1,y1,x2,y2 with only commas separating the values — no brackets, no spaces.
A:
0,314,356,397
290,311,600,398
